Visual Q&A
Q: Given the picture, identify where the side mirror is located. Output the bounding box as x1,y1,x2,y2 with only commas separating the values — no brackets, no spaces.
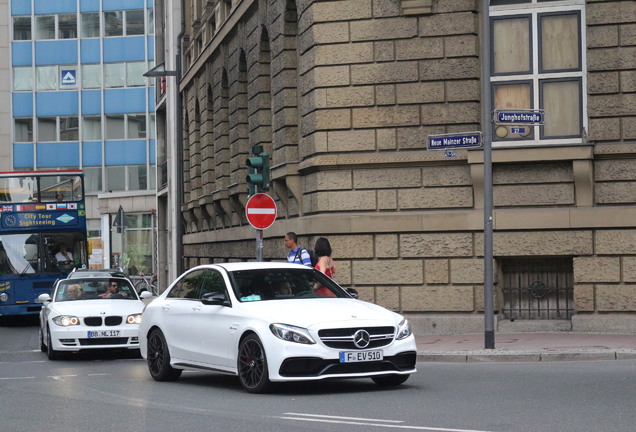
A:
346,288,359,299
201,292,230,306
37,293,51,304
139,291,153,299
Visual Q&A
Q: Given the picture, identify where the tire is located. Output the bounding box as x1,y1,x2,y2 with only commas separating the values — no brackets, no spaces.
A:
372,374,410,387
237,334,272,393
39,328,46,353
46,326,62,360
146,329,182,381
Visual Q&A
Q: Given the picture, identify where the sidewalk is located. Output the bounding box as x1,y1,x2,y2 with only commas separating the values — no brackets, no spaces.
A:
415,333,636,362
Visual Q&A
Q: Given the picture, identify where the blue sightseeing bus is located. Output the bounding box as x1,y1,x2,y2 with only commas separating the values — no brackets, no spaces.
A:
0,171,88,316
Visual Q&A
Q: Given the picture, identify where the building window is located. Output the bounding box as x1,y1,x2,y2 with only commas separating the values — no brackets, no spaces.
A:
81,12,100,38
35,14,77,40
13,67,33,91
106,165,126,191
35,65,78,90
83,116,102,140
126,62,146,87
58,14,77,38
36,116,79,141
82,64,102,88
106,114,147,139
104,10,145,37
13,16,31,40
15,118,33,142
490,1,585,145
84,167,103,193
104,63,125,87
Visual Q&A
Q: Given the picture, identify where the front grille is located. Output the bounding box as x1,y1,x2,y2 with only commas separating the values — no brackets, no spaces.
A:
84,316,123,326
84,317,102,326
105,316,122,326
318,326,395,349
279,351,417,377
78,338,130,346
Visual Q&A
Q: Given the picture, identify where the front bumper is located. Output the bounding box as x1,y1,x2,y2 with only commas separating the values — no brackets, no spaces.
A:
49,326,140,351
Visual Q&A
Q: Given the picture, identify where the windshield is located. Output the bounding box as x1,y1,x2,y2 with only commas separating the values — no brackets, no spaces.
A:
54,278,138,302
0,232,87,275
228,268,349,302
0,174,82,203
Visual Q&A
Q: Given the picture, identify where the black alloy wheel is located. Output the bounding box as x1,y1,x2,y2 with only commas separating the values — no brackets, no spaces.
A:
237,334,272,393
147,329,182,381
372,374,410,387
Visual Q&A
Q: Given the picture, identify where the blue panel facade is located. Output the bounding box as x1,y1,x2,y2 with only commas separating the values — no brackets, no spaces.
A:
103,37,146,62
105,140,146,165
81,40,101,63
36,92,79,116
82,142,103,166
80,0,100,12
36,142,80,167
103,0,145,11
81,91,102,115
12,42,32,66
13,93,33,117
105,89,146,113
13,144,34,169
34,0,77,14
35,41,78,65
11,0,31,15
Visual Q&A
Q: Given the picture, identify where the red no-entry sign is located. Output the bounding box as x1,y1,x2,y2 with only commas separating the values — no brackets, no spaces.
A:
245,193,277,230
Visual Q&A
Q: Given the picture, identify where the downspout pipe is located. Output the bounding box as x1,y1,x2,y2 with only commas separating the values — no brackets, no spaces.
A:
175,0,186,275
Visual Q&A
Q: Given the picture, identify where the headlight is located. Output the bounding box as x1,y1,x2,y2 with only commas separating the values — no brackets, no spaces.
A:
52,315,80,326
126,313,142,324
396,318,412,340
0,292,8,302
270,323,316,344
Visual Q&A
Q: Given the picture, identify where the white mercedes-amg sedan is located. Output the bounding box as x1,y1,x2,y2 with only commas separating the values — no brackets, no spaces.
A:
139,262,417,393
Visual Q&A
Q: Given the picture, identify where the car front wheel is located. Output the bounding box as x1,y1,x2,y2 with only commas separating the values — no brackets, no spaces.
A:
147,329,182,381
237,334,272,393
46,326,62,360
372,374,410,387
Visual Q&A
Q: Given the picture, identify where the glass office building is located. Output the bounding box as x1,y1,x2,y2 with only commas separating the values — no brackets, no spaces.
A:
6,0,157,273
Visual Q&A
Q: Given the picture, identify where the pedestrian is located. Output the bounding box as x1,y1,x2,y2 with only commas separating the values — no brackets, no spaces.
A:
284,232,312,266
314,237,336,280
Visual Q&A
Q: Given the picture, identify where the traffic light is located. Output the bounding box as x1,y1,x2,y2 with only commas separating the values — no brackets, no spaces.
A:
246,145,270,194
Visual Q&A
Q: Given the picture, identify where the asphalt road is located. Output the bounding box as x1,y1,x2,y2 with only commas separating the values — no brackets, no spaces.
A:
2,317,636,432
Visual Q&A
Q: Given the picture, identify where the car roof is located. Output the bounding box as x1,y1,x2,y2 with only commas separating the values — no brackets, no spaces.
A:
191,262,311,272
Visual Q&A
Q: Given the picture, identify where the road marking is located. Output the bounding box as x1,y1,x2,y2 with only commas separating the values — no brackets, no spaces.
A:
279,413,494,432
48,375,77,380
0,376,35,380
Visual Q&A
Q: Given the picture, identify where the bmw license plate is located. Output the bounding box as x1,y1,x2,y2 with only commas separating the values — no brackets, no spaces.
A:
87,330,120,338
339,350,383,363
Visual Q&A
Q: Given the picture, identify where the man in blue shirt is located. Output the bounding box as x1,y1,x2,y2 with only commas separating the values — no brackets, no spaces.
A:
285,232,312,266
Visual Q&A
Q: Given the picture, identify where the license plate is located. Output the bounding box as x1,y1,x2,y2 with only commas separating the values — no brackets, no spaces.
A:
339,350,383,363
87,330,120,338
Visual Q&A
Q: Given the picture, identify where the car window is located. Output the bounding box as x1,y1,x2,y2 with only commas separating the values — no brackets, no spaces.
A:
167,269,205,299
200,270,229,299
228,268,347,302
54,278,137,301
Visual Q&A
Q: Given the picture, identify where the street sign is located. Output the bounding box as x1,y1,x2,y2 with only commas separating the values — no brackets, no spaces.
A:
245,193,277,230
427,131,482,150
493,109,545,125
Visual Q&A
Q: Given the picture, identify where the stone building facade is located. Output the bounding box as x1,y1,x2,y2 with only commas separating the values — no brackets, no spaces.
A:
171,0,636,333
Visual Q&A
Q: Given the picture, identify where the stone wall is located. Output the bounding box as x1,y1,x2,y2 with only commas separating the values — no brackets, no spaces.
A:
178,0,636,332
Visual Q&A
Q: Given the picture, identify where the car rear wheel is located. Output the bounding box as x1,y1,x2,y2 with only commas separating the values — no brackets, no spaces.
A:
372,374,410,387
46,326,62,360
237,334,272,393
147,329,182,381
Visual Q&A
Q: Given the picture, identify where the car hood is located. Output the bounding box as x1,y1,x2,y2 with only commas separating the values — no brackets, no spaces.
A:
241,298,403,329
48,299,145,317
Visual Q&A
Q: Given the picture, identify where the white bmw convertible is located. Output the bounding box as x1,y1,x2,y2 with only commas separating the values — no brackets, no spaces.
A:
139,262,417,393
38,276,152,360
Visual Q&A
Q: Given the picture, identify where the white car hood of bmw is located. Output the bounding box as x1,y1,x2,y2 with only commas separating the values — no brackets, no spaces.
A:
240,298,403,329
48,299,145,317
